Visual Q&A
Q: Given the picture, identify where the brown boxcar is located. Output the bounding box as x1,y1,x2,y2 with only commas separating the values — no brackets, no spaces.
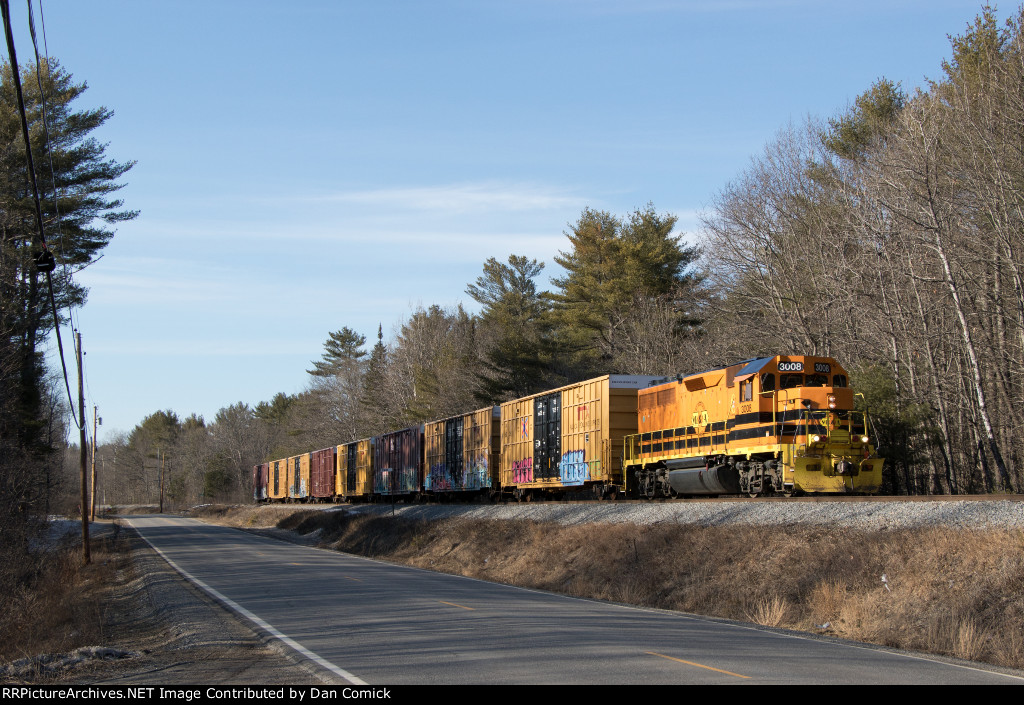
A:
310,447,336,500
500,375,662,496
252,463,269,502
373,426,423,496
424,407,500,493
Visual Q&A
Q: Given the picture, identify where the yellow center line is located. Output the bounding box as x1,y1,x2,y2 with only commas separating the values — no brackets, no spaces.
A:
345,576,361,582
646,651,751,679
288,562,302,566
439,601,474,611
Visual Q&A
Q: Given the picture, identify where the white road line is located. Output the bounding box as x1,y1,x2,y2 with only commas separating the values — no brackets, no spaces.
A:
131,522,368,686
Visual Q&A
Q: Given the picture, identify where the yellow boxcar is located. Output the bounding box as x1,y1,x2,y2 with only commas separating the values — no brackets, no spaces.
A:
285,453,311,501
500,375,662,497
625,355,883,496
268,458,288,501
336,438,374,501
424,407,500,493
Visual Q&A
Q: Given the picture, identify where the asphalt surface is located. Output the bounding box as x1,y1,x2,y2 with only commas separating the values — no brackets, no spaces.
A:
125,515,1024,685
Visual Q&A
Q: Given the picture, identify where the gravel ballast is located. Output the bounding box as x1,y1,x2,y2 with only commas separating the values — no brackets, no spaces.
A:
338,498,1024,531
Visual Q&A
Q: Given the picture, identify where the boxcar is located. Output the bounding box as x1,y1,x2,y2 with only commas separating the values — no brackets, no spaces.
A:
500,375,662,498
336,438,374,501
373,426,423,496
424,406,500,495
286,453,312,501
310,447,336,501
252,463,269,502
268,458,288,501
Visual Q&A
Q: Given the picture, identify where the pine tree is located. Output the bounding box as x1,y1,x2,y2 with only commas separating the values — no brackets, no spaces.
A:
466,255,552,401
550,204,698,372
307,327,367,377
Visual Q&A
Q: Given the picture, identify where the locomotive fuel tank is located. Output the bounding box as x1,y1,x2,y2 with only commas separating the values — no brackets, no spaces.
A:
665,458,742,495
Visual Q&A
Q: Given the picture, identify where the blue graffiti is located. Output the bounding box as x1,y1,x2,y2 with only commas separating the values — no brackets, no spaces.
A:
463,454,490,490
427,463,452,491
559,449,588,486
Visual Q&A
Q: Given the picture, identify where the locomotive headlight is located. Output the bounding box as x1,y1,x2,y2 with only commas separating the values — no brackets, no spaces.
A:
827,394,837,409
811,434,822,443
861,435,869,443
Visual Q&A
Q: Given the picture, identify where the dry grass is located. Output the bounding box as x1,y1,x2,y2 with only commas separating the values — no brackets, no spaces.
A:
195,505,1024,671
189,503,324,528
0,528,131,666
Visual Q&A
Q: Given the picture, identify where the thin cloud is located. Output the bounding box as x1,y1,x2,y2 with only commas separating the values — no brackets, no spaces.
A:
314,182,586,213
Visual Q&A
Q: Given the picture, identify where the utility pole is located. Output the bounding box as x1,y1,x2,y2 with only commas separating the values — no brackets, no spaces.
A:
75,332,90,565
159,450,165,514
90,406,100,522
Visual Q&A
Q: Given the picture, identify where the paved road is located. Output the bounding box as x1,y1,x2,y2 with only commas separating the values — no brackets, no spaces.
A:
125,515,1023,685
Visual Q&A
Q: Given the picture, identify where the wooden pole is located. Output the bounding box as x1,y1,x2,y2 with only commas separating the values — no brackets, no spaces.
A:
159,450,165,514
76,332,90,565
90,406,98,522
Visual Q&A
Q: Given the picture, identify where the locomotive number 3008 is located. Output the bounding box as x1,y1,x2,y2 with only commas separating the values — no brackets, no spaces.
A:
778,361,803,372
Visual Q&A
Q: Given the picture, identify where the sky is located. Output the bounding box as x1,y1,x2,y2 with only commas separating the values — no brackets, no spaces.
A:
6,0,1002,441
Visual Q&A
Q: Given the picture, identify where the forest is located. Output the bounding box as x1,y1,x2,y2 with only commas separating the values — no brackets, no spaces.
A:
5,8,1024,551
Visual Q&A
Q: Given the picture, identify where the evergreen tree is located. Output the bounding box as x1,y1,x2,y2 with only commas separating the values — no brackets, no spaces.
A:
466,255,552,401
550,204,698,372
358,325,391,435
823,79,906,160
307,327,367,377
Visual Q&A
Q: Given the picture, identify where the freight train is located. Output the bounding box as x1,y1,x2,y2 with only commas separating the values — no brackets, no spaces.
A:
252,355,884,502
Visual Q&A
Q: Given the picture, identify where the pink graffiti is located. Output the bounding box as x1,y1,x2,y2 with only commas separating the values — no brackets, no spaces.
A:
512,457,533,483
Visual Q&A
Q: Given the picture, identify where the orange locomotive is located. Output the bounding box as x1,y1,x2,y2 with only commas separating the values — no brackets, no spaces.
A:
624,355,883,497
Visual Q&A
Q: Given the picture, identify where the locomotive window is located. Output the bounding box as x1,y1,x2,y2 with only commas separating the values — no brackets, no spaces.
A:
780,373,803,389
833,374,848,388
805,374,828,387
740,379,752,401
760,373,775,392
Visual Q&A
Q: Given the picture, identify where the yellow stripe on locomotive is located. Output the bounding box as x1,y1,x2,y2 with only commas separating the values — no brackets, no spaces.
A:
624,356,883,497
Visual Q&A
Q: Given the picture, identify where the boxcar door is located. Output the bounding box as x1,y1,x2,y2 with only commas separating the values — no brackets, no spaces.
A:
534,392,561,480
445,417,464,490
347,444,358,494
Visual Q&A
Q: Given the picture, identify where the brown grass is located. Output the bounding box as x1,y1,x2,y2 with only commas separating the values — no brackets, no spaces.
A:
0,528,131,666
194,505,1024,670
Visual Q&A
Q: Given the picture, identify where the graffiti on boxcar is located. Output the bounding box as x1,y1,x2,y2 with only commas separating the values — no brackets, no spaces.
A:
426,463,453,491
398,468,417,494
559,449,587,486
465,453,490,490
512,456,533,483
374,468,392,494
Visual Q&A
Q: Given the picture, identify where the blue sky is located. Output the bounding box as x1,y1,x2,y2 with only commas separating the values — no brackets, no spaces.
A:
11,0,997,440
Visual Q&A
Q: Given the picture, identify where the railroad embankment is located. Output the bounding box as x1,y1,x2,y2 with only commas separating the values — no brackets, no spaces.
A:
193,500,1024,672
